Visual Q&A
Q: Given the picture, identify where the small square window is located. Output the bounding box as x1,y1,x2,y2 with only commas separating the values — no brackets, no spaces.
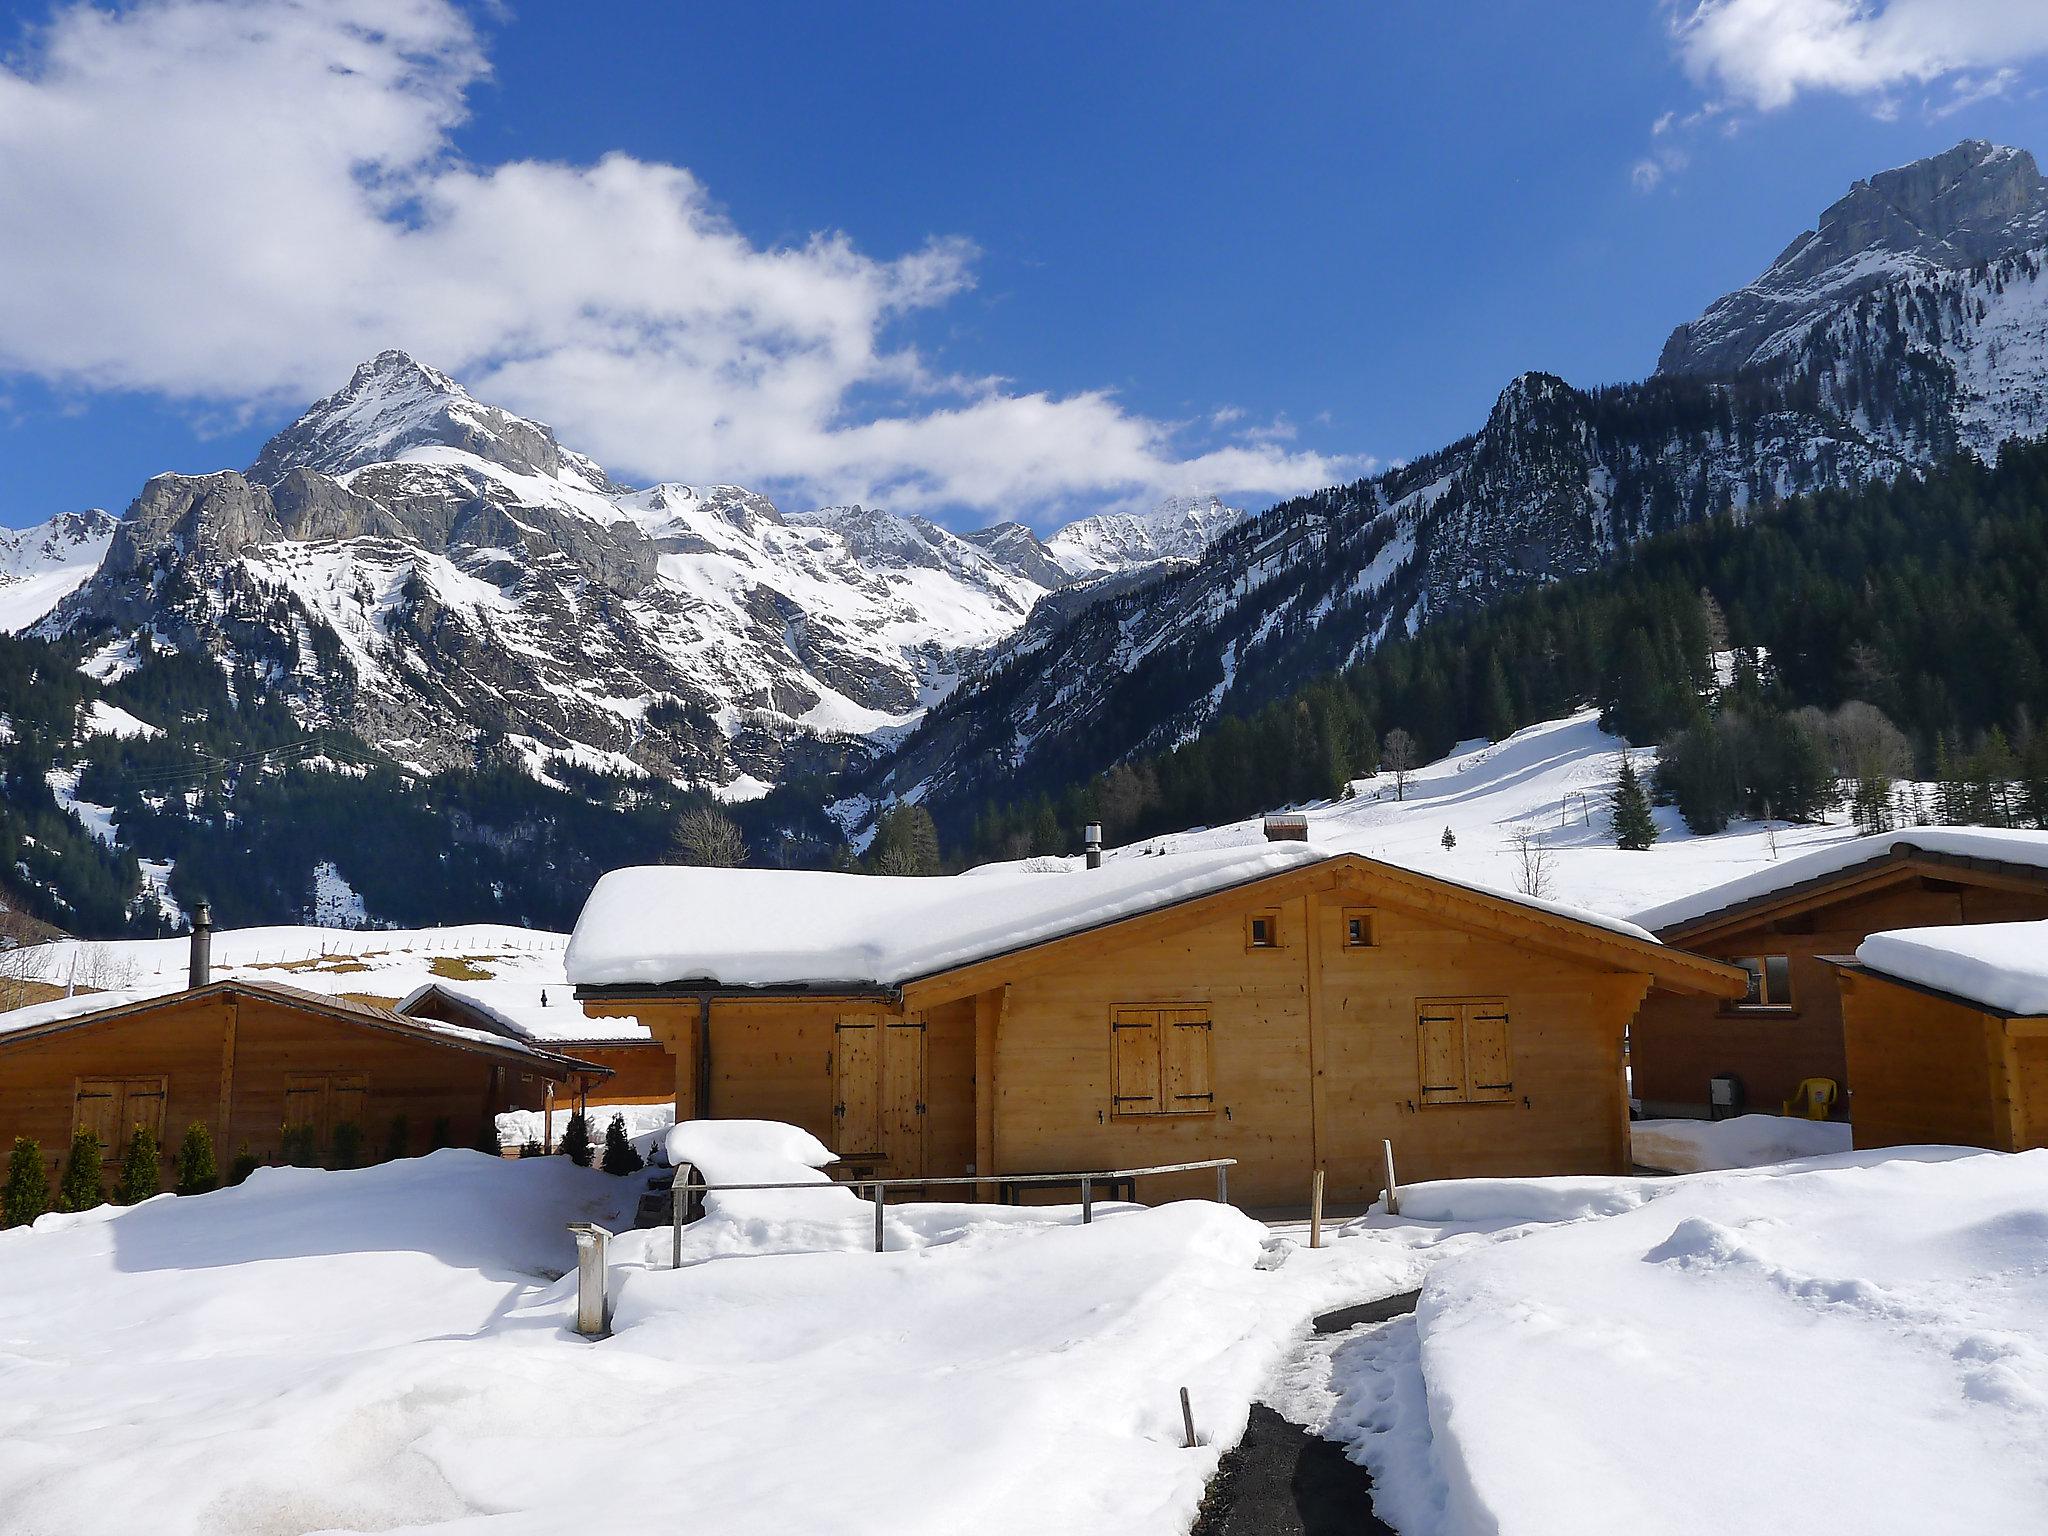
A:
1733,955,1793,1009
1246,910,1280,950
1343,908,1377,948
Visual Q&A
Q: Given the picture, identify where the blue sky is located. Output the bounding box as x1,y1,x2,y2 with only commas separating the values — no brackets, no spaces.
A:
4,0,2048,530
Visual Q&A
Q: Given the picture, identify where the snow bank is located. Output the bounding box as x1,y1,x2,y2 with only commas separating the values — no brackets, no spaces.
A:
1382,1173,1671,1225
1859,919,2048,1015
1634,826,2048,931
399,978,650,1043
1631,1113,1851,1173
497,1100,674,1156
1408,1150,2048,1535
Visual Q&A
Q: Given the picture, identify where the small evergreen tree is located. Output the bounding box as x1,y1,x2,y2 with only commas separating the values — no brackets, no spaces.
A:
1612,753,1658,850
331,1121,364,1170
560,1111,593,1167
473,1115,502,1158
600,1114,645,1176
55,1130,105,1212
1440,826,1457,850
3,1137,49,1228
114,1125,160,1205
230,1147,260,1185
429,1117,454,1150
174,1123,218,1196
384,1115,410,1162
281,1124,318,1167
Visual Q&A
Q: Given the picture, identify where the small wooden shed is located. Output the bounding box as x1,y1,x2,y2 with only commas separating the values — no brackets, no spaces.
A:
1833,923,2048,1153
1629,832,2048,1118
0,979,605,1192
567,847,1746,1207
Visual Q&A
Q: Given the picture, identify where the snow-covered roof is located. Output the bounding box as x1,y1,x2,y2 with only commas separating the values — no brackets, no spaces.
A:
396,979,651,1045
1631,827,2048,933
565,843,1662,992
0,979,599,1070
1856,921,2048,1016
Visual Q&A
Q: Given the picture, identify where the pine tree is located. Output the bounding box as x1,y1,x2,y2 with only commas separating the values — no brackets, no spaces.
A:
384,1115,410,1162
560,1111,593,1168
1611,753,1658,850
3,1137,49,1228
55,1130,105,1213
331,1121,364,1170
600,1114,644,1176
114,1126,160,1205
1440,826,1457,850
174,1123,218,1196
473,1115,502,1158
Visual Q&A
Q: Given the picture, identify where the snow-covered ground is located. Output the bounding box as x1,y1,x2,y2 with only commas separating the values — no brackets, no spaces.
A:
0,1125,2036,1535
1630,1113,1851,1174
5,922,567,1004
1152,709,1915,922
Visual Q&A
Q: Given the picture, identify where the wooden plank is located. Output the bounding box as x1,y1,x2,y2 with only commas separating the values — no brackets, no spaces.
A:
882,1021,926,1175
217,999,238,1150
835,1017,882,1157
973,986,1005,1193
1304,891,1329,1174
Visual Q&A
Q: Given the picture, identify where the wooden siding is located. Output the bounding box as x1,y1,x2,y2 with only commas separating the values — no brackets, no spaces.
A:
1634,872,2048,1116
0,990,531,1193
1841,969,2048,1153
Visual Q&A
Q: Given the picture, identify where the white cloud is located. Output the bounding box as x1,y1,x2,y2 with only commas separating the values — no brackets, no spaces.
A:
1668,0,2048,113
0,0,1356,524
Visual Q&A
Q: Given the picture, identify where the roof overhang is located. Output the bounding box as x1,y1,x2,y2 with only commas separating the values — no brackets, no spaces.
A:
1828,957,2048,1033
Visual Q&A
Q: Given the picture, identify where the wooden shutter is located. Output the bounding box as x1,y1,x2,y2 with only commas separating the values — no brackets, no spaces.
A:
881,1023,926,1174
330,1075,368,1134
1464,1007,1513,1102
74,1080,121,1150
122,1078,167,1142
1417,1006,1465,1105
283,1075,324,1138
834,1018,882,1157
1112,1008,1163,1114
1162,1009,1214,1111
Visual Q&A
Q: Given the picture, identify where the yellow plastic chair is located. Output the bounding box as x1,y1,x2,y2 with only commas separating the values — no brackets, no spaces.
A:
1782,1077,1838,1120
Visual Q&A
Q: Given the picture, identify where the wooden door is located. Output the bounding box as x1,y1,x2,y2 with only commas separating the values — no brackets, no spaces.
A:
881,1022,926,1177
835,1018,882,1157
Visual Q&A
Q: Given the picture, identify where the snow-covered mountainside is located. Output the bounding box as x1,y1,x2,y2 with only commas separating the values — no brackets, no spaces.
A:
1045,493,1246,575
863,140,2048,827
1660,139,2048,460
0,509,116,634
37,352,1226,794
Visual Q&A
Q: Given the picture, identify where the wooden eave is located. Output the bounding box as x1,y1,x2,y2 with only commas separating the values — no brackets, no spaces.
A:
1658,845,2048,946
1827,957,2048,1032
0,981,609,1079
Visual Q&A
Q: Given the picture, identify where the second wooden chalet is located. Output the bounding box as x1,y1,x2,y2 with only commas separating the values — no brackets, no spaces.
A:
568,843,1744,1207
1628,830,2048,1119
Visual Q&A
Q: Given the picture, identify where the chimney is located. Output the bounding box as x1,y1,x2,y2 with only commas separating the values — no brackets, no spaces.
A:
1083,823,1103,870
188,900,212,990
1263,813,1310,843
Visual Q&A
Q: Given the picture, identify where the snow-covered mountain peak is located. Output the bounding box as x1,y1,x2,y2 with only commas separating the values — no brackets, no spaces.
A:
623,483,783,539
247,350,614,494
0,509,117,634
1659,139,2048,377
1045,492,1245,575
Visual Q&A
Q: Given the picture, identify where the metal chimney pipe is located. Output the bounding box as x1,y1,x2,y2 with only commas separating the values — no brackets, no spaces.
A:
1083,823,1103,870
188,900,212,989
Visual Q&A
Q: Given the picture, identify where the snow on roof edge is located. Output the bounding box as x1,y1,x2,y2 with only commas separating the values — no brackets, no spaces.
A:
1855,921,2048,1017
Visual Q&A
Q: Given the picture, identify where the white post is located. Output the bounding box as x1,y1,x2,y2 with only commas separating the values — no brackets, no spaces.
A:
1382,1139,1400,1217
568,1222,613,1337
1309,1168,1326,1249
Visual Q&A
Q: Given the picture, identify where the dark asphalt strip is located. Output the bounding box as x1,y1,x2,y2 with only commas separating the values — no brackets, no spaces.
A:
1189,1291,1420,1535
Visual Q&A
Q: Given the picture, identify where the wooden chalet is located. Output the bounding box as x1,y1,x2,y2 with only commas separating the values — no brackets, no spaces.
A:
1629,831,2048,1119
0,979,605,1193
1831,924,2048,1154
568,846,1745,1207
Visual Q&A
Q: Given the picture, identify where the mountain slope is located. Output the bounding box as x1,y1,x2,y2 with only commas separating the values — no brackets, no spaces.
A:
0,509,116,634
857,139,2048,832
39,353,1240,796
